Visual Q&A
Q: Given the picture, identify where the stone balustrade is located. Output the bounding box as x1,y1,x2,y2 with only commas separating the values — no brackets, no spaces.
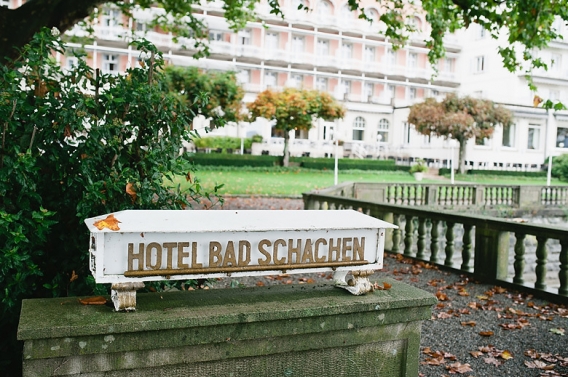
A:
303,188,568,302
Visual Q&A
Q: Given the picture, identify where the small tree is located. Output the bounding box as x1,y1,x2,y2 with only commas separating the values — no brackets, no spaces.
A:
164,66,245,130
408,94,512,174
247,88,345,166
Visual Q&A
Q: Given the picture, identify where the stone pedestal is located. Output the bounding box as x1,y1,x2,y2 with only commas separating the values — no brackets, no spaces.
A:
18,278,436,377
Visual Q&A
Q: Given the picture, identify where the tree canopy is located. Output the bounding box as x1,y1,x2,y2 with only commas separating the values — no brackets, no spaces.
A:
247,88,345,166
164,66,245,129
1,0,568,106
408,94,512,173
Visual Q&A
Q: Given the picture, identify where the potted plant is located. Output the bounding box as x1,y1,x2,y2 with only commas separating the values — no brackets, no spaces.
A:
409,159,428,181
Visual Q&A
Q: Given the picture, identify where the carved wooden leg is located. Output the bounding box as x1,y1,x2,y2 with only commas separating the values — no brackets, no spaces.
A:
336,269,375,296
111,282,145,311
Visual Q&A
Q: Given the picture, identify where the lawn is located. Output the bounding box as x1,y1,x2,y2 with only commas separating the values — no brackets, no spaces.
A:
172,167,568,197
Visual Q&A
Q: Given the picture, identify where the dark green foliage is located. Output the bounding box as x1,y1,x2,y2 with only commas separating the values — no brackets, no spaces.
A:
551,154,568,181
188,153,282,167
192,136,256,151
0,30,219,374
439,168,546,177
188,154,409,171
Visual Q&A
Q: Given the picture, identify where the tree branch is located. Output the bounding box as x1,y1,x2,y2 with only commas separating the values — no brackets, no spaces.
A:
0,0,119,63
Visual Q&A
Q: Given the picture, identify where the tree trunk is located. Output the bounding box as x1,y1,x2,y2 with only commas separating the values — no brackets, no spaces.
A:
0,0,113,64
283,131,290,167
458,138,467,174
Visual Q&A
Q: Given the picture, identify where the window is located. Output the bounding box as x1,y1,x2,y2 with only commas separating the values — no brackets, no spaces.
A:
527,124,541,150
556,127,568,148
266,32,279,50
403,122,413,144
265,71,278,88
386,49,396,66
65,56,79,71
292,35,304,54
475,135,491,147
209,31,224,41
101,8,121,28
477,24,486,39
136,22,147,32
363,82,374,99
444,58,454,72
408,87,417,100
290,74,303,88
408,53,418,70
341,80,351,95
316,39,329,56
474,56,485,73
316,77,328,91
238,29,251,45
237,70,250,84
364,46,375,63
386,84,395,99
317,0,332,16
377,119,389,143
102,54,119,74
353,117,366,141
430,89,439,97
551,53,562,72
502,123,516,148
340,43,353,60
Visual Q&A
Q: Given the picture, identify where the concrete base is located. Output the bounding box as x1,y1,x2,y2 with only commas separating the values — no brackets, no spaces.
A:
18,278,436,377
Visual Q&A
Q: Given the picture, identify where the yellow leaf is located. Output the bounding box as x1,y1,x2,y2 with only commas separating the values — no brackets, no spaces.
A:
126,183,137,202
93,214,121,231
79,296,107,305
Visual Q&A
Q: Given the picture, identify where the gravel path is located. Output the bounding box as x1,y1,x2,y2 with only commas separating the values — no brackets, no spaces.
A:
198,196,568,377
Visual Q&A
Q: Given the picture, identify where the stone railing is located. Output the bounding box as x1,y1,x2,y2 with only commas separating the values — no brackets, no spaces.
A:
303,191,568,302
325,182,568,211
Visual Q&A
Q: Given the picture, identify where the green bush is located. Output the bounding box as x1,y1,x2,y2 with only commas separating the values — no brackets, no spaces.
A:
0,30,219,374
551,154,568,181
192,136,256,151
439,168,546,177
188,153,282,167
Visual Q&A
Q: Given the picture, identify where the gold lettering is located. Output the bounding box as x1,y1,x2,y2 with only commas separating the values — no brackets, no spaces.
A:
223,241,237,267
342,238,352,262
301,239,315,264
314,238,327,263
209,241,222,267
127,243,144,271
328,238,341,262
238,240,251,266
178,242,190,268
146,242,162,270
288,239,302,264
191,242,202,268
353,237,365,261
273,239,286,265
258,239,272,265
163,242,176,269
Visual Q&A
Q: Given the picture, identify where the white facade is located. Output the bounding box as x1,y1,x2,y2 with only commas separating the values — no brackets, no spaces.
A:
6,0,568,170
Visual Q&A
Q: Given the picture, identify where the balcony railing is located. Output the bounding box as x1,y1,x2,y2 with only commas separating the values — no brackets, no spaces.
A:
303,182,568,303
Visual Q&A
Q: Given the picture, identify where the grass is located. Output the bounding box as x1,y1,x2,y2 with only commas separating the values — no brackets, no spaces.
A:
172,167,568,197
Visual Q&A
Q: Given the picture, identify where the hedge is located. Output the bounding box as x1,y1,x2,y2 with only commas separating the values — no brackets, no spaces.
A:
187,153,410,171
439,168,546,177
187,153,281,167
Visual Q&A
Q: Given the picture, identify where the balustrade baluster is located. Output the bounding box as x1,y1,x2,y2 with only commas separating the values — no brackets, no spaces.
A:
513,233,526,284
444,222,455,267
322,201,328,210
404,215,414,256
559,237,568,296
416,217,427,259
392,214,402,254
430,219,440,263
461,224,473,272
535,236,548,290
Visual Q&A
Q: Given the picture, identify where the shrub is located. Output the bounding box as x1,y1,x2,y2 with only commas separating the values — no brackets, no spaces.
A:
551,154,568,181
188,153,282,167
0,30,218,374
193,136,255,151
409,159,428,174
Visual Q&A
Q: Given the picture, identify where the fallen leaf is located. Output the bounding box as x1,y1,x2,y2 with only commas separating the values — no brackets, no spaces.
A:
500,350,513,360
255,281,265,287
93,214,121,231
446,362,473,374
79,296,107,305
470,351,483,358
479,331,494,337
460,321,476,327
125,183,137,202
484,356,502,366
550,328,565,335
70,270,78,283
